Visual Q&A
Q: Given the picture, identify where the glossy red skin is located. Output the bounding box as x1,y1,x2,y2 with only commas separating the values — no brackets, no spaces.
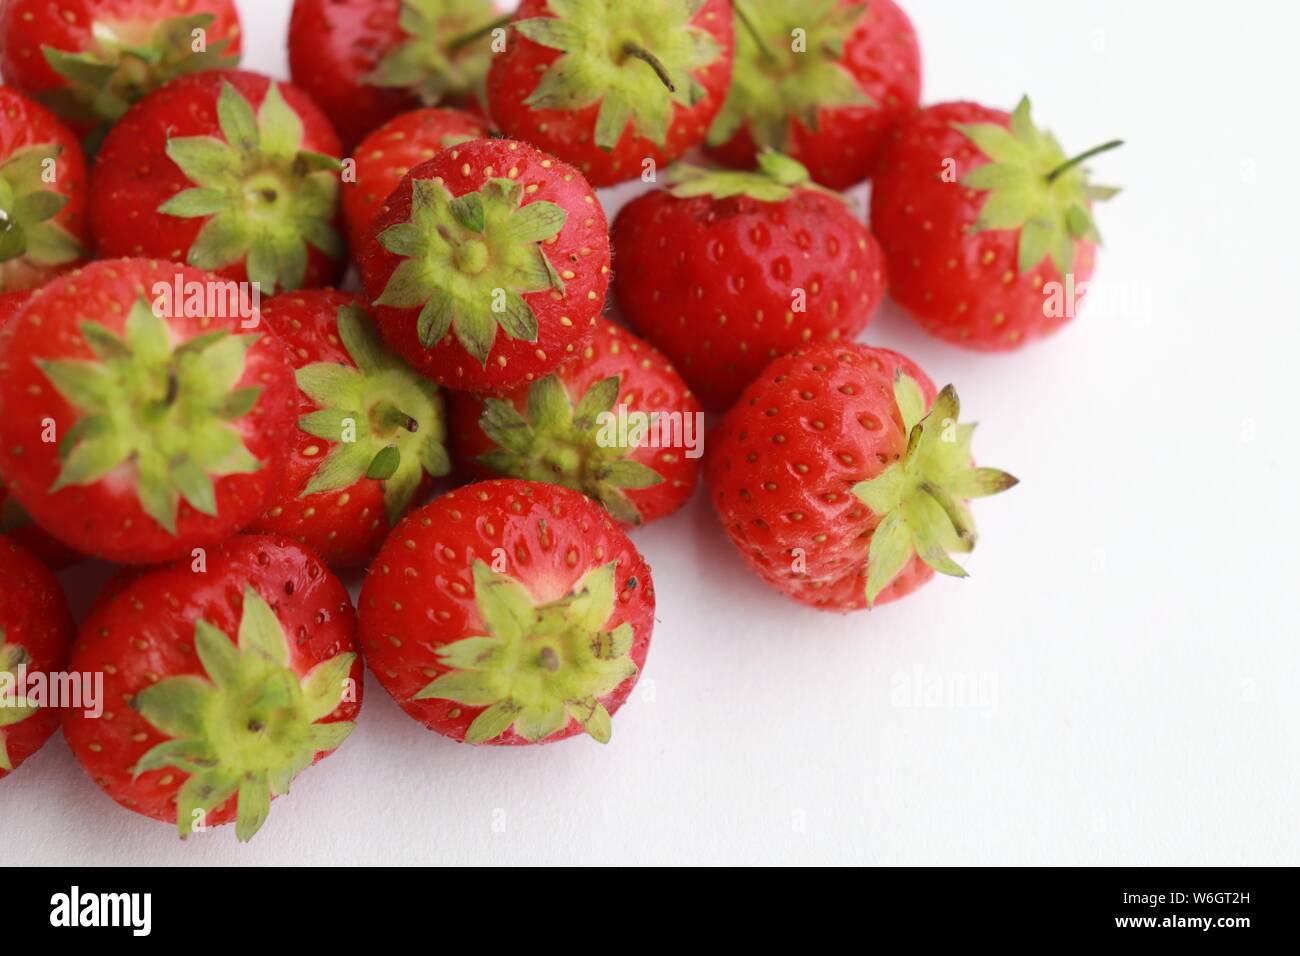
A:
0,0,243,137
707,0,920,190
0,291,81,566
343,107,491,253
0,87,89,292
249,289,433,569
707,343,938,613
288,0,411,150
612,185,886,410
359,480,654,745
0,258,299,564
0,536,74,780
486,0,734,187
63,535,363,830
89,70,344,290
358,138,609,395
870,102,1097,350
449,319,702,525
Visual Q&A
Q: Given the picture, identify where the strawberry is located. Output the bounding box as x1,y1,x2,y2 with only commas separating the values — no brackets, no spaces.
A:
0,291,80,566
0,536,75,780
706,343,1017,612
358,137,610,394
342,106,490,253
0,0,241,145
705,0,921,190
288,0,504,149
448,319,702,525
486,0,734,187
63,535,362,841
89,70,346,296
359,480,653,745
0,87,88,293
611,151,886,410
0,258,298,564
250,290,451,569
870,98,1122,350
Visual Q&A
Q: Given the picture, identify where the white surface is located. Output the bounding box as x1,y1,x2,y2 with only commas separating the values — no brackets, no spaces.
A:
7,0,1300,866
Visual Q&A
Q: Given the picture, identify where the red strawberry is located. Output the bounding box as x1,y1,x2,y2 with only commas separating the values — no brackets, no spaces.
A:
0,87,88,293
870,98,1122,350
0,536,74,780
706,342,1017,612
611,152,886,410
250,290,451,569
342,106,490,253
0,0,242,145
0,290,80,566
486,0,734,187
63,535,362,841
0,258,298,564
449,319,702,525
288,0,504,149
90,70,346,296
705,0,921,190
358,137,610,394
359,480,653,745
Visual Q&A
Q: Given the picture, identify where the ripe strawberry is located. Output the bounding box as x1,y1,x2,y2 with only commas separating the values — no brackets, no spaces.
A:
0,87,88,293
448,319,701,525
250,290,451,569
358,137,610,394
705,0,920,190
486,0,734,187
706,343,1017,612
90,70,346,296
870,98,1122,350
342,106,490,253
359,480,653,745
0,291,79,566
288,0,503,149
0,258,298,564
0,536,75,780
0,0,242,145
63,535,362,841
611,151,886,410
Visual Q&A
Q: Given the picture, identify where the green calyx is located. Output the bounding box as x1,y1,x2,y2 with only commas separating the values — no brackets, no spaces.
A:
375,176,567,366
0,143,83,267
415,561,637,744
666,149,840,202
852,373,1018,607
366,0,503,105
158,82,343,295
954,96,1122,275
295,304,450,525
708,0,870,150
0,638,38,772
40,12,238,136
515,0,723,150
478,374,663,525
132,587,356,841
37,298,265,535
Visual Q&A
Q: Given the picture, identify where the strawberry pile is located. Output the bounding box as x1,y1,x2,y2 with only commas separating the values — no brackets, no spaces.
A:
0,0,1119,841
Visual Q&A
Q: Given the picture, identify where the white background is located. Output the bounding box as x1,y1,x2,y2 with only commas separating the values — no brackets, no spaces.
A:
7,0,1300,865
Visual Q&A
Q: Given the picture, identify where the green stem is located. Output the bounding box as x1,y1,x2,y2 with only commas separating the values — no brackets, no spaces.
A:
733,0,779,65
1046,139,1124,183
448,12,515,52
622,42,676,93
373,400,419,434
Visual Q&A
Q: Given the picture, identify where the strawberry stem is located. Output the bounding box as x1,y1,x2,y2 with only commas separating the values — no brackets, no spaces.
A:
621,42,676,92
448,12,514,52
1046,139,1124,183
733,0,779,65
